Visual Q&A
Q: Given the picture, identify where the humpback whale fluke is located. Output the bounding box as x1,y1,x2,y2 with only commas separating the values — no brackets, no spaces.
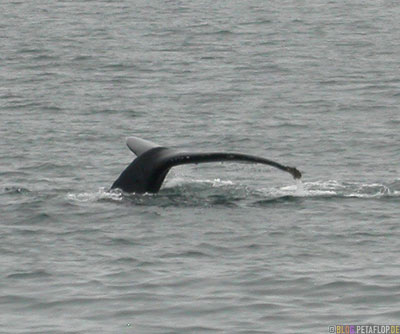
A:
111,136,302,194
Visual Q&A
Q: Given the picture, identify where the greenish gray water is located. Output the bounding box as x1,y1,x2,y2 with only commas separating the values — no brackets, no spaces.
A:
1,1,400,333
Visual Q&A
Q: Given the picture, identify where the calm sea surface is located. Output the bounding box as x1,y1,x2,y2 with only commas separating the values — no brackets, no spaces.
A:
1,1,400,333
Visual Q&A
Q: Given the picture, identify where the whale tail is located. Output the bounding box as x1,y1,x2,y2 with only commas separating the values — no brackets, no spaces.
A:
111,137,302,193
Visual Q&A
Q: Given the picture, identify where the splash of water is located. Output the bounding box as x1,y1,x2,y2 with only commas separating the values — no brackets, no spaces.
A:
295,178,306,196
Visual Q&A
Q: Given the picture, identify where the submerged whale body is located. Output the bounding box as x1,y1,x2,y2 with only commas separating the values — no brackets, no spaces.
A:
111,136,302,194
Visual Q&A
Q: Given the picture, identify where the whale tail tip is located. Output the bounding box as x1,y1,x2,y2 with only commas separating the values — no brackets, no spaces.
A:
126,136,161,156
286,166,302,179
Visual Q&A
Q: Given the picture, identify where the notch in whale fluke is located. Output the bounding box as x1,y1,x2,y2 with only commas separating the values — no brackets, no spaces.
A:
111,136,302,194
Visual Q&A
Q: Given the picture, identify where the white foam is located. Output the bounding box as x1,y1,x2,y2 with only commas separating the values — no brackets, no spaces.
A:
164,177,234,189
67,187,122,203
163,177,187,188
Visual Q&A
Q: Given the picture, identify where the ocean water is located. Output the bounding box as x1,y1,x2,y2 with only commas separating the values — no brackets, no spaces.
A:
1,1,400,333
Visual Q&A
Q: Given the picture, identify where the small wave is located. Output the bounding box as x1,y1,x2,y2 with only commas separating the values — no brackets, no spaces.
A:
160,250,212,259
7,269,52,280
0,295,38,305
